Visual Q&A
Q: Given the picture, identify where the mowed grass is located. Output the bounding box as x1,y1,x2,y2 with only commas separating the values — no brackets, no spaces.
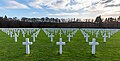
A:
0,29,120,61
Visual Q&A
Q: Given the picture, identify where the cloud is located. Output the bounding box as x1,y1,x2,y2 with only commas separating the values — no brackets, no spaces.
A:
28,0,43,9
48,12,82,18
101,6,120,17
83,0,120,18
48,12,96,19
0,0,119,18
0,7,4,9
28,0,68,10
32,12,41,16
28,0,100,11
3,0,29,9
32,12,38,14
47,0,120,18
48,12,80,16
101,0,113,4
105,3,120,7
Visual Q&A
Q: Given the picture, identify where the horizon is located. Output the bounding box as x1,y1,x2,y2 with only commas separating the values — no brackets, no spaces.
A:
0,0,120,19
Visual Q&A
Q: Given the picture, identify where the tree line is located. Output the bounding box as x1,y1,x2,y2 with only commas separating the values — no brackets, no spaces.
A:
0,15,120,28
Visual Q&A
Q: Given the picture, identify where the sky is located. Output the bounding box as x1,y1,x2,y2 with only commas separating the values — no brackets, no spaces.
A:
0,0,120,19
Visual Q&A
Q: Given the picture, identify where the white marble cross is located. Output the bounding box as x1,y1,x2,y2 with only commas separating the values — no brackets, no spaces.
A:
13,33,18,42
103,33,107,42
17,30,20,36
89,38,99,54
31,33,36,42
49,34,54,42
67,34,72,42
54,30,58,35
22,31,26,37
47,32,50,37
63,30,66,35
7,31,10,35
27,31,29,35
92,31,94,35
35,31,39,37
10,31,13,38
96,32,99,38
22,38,33,54
56,38,65,54
108,32,111,38
84,34,89,42
59,30,62,37
55,30,57,35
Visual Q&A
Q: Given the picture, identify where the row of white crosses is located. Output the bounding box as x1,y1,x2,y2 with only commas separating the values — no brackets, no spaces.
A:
17,29,40,54
81,28,119,54
22,37,99,55
81,30,90,42
1,28,40,54
1,28,40,43
82,32,99,54
43,28,78,42
1,28,65,55
31,29,40,42
81,29,99,53
81,30,99,54
43,29,55,42
22,37,65,55
81,28,119,43
42,28,78,54
1,28,119,55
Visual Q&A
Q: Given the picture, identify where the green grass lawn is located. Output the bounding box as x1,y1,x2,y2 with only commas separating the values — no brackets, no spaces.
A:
0,28,120,61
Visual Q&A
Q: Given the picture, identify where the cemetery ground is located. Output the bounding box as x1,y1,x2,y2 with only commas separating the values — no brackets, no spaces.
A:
0,29,120,61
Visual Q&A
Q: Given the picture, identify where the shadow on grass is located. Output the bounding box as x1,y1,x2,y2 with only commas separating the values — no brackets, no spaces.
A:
86,54,100,61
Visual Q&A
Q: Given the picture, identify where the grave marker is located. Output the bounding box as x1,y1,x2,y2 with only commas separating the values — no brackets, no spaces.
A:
59,30,62,37
103,33,107,42
27,31,29,35
10,31,13,38
31,33,36,42
89,38,99,54
13,33,18,42
56,38,65,54
22,31,26,37
67,34,72,42
49,34,54,42
22,38,33,54
96,31,99,38
84,34,89,42
108,32,111,38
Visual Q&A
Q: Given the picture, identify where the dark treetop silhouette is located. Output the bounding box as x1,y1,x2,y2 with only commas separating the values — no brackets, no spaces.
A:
0,15,120,28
